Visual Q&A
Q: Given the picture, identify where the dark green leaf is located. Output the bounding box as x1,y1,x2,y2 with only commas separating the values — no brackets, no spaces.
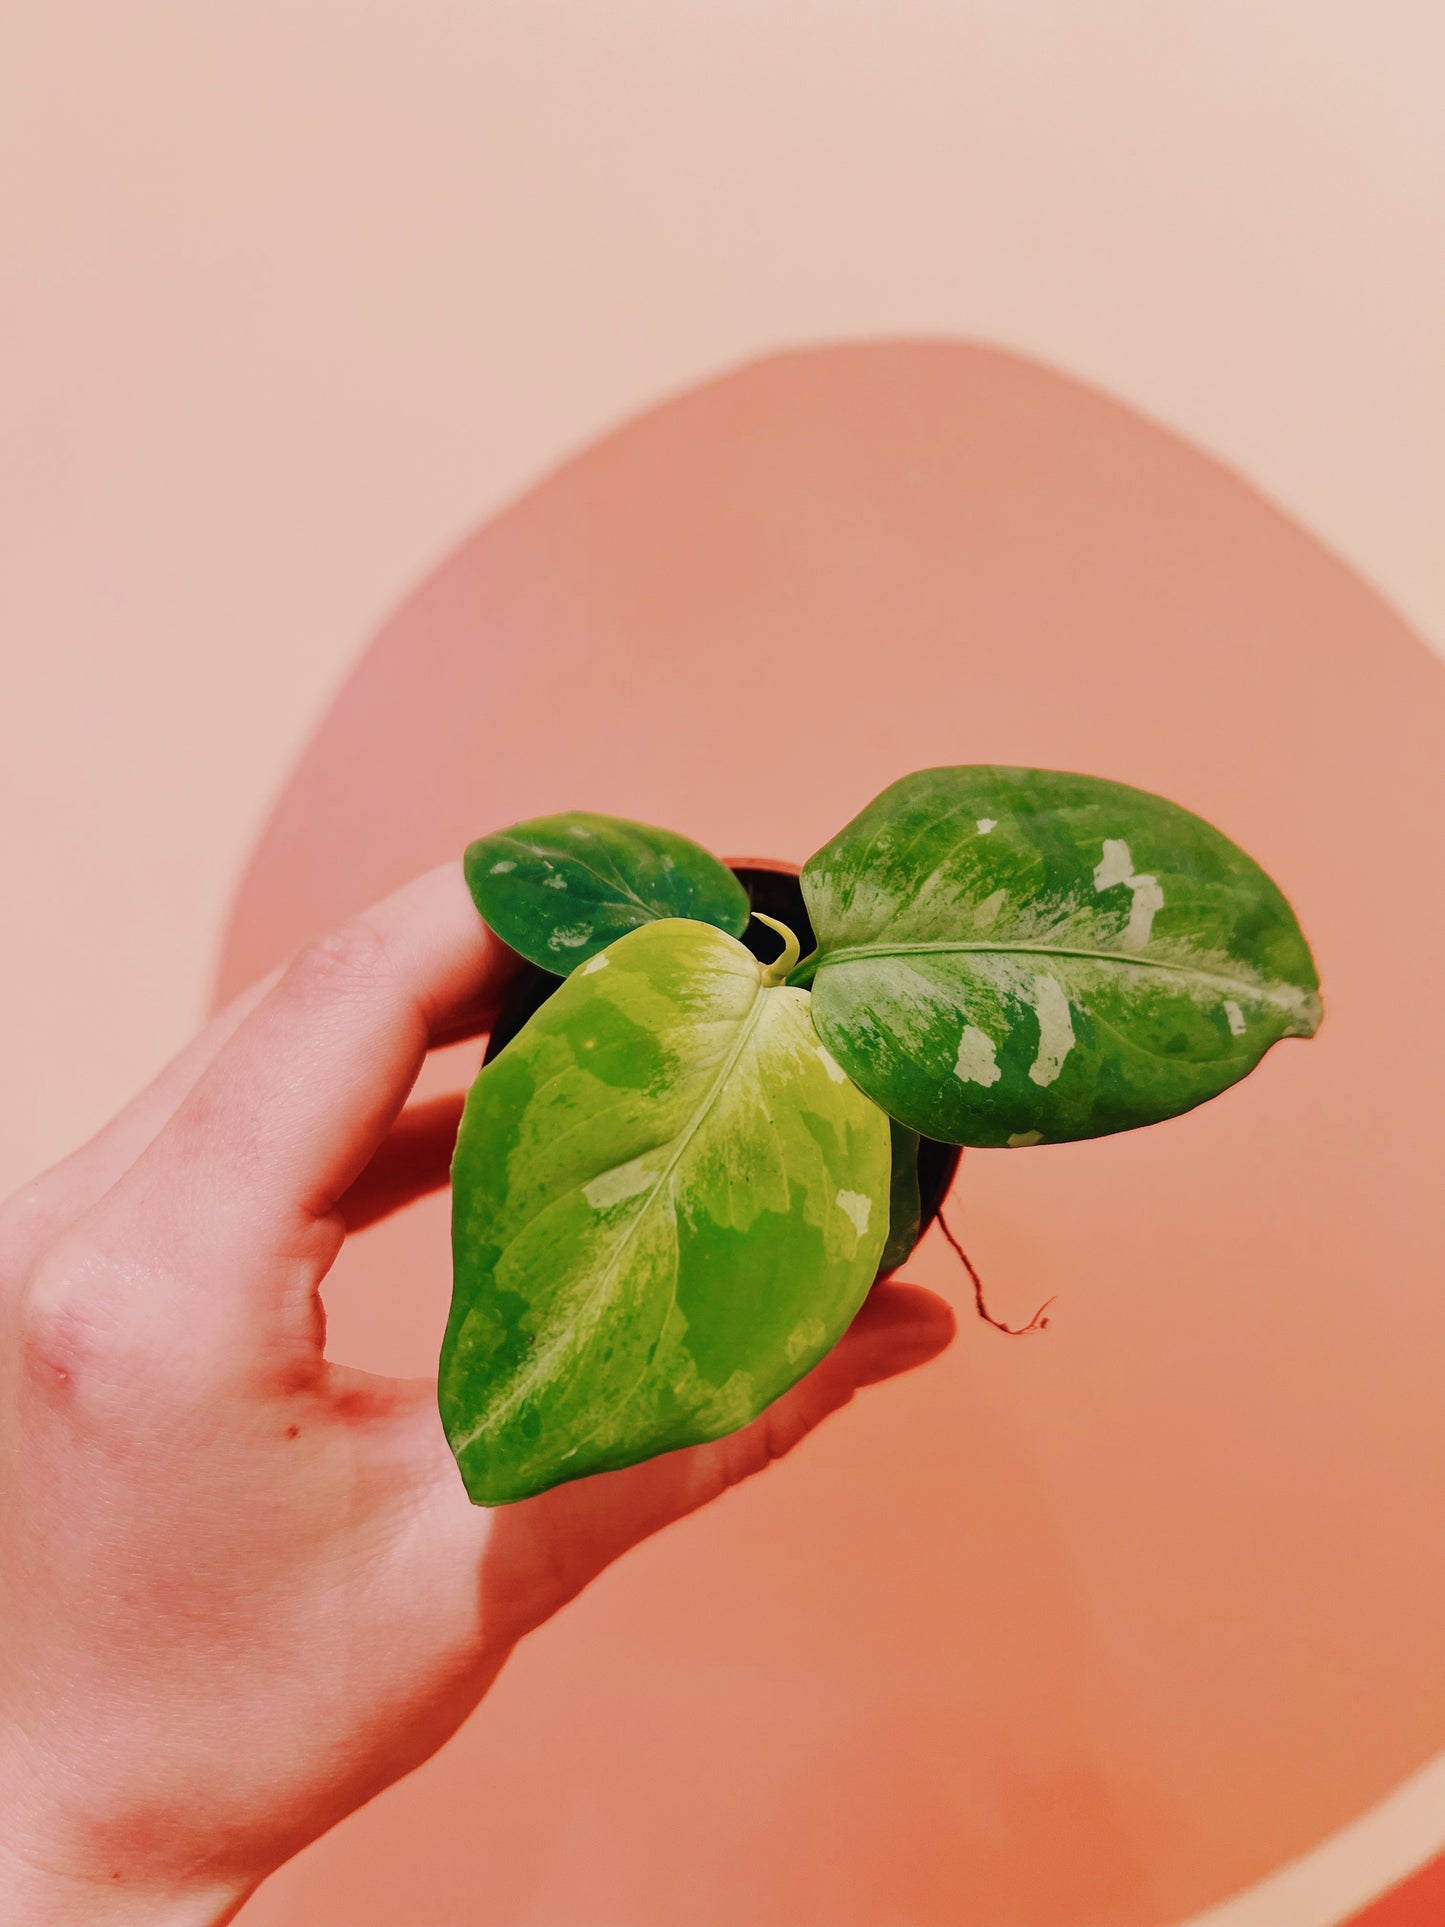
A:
878,1120,923,1272
441,918,891,1504
464,811,750,974
799,766,1321,1146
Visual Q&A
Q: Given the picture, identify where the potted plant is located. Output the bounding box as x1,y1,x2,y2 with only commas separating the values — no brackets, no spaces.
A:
440,766,1321,1504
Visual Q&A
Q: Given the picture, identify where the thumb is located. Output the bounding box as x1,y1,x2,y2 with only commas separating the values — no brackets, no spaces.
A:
475,1281,956,1641
823,1278,960,1389
696,1279,957,1480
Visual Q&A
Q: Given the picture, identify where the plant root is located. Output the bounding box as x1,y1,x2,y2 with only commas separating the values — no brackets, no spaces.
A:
936,1208,1055,1335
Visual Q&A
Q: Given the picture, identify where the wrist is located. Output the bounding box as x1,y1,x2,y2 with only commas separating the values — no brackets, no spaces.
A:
0,1837,249,1927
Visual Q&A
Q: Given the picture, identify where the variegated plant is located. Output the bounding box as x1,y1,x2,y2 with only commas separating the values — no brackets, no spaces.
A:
442,770,1320,1504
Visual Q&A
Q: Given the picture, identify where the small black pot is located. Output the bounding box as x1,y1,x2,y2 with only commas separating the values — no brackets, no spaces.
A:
482,859,961,1277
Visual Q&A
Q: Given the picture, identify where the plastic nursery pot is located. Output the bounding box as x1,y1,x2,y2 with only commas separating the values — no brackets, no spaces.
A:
480,856,963,1283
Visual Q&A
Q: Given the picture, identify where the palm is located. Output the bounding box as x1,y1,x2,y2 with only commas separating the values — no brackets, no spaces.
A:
0,866,951,1918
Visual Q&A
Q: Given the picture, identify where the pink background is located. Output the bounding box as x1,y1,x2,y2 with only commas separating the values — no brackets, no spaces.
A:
4,10,1444,1925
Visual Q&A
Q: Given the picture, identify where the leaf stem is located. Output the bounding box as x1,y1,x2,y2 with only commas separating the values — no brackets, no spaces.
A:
754,915,802,986
785,948,820,989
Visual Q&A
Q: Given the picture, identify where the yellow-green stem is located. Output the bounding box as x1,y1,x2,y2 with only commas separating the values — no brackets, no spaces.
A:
754,914,802,986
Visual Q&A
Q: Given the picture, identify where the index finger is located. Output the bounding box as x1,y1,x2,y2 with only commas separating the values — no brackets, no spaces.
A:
124,863,518,1259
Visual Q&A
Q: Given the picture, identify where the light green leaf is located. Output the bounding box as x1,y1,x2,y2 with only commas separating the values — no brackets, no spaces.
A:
463,811,750,974
879,1121,923,1272
441,918,892,1504
798,766,1321,1147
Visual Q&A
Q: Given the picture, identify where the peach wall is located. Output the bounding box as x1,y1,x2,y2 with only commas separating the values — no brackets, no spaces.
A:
4,2,1443,1200
218,340,1445,1927
3,7,1443,1922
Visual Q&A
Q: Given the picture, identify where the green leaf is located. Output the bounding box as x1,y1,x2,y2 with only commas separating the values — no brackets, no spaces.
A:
878,1121,923,1272
441,917,892,1504
799,766,1321,1147
463,811,751,975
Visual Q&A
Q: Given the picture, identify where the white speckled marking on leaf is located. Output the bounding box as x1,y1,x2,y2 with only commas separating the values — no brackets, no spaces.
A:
583,1158,664,1210
955,1024,1002,1086
1027,973,1075,1086
1093,838,1165,950
835,1190,872,1237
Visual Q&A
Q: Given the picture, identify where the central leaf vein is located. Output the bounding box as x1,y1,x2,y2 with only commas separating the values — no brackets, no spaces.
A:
816,938,1293,1005
453,973,774,1455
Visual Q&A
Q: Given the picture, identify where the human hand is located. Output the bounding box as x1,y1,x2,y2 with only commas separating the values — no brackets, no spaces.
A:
0,866,955,1925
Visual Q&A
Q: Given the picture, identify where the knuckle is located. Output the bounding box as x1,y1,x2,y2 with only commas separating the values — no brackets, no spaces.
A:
761,1400,810,1466
718,1417,777,1489
20,1281,99,1396
18,1235,156,1411
288,915,396,1003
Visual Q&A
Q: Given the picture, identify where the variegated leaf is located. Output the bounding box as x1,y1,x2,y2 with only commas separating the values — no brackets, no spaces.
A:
797,766,1321,1147
879,1121,923,1272
441,918,891,1504
464,811,749,974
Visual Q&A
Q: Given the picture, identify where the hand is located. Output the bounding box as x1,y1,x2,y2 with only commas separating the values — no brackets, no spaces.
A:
0,866,955,1924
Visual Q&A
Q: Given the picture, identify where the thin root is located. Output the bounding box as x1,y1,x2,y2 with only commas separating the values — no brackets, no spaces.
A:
936,1208,1055,1335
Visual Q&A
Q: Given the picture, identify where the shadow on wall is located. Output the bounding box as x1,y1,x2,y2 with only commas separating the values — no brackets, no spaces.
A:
222,341,1445,1927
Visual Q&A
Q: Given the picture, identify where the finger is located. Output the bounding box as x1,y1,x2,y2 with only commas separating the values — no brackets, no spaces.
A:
110,865,516,1295
6,923,510,1276
428,985,513,1052
824,1278,959,1387
467,1282,957,1641
337,1092,467,1233
3,967,285,1273
704,1280,957,1471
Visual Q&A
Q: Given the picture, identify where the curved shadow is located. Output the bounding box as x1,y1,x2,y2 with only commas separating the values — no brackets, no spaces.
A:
223,340,1445,1927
